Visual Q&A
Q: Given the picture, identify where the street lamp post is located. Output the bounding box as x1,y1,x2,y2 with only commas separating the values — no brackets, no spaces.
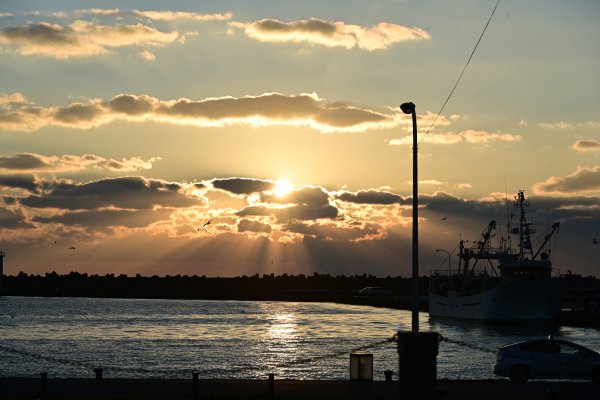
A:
435,249,452,274
396,102,439,395
400,101,418,332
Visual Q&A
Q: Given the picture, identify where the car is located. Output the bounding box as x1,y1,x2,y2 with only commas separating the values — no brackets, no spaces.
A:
358,287,393,296
493,336,600,383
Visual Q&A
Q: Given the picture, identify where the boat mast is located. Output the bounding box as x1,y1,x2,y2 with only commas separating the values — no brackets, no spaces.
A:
514,190,534,259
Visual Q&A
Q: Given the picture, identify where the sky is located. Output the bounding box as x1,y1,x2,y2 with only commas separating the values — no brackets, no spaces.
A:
0,0,598,278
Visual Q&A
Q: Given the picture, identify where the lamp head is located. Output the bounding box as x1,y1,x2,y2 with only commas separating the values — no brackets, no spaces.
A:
400,102,415,114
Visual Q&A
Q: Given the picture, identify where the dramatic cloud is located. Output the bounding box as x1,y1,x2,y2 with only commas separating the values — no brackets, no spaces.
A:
579,121,600,129
137,49,156,60
62,9,232,22
389,130,521,146
282,220,383,242
230,18,430,50
130,10,232,22
538,121,600,130
455,183,473,189
0,92,402,133
547,178,600,200
532,166,600,195
0,21,178,58
0,206,31,229
0,154,45,170
0,153,159,173
0,174,39,193
538,121,573,129
420,180,445,186
1,171,598,276
572,140,600,153
0,92,28,105
336,189,406,205
237,219,272,233
32,208,173,229
236,203,339,222
231,184,339,222
10,176,202,210
261,186,329,205
212,178,275,195
99,157,159,172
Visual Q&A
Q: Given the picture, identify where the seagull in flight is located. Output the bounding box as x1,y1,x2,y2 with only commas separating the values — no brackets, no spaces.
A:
69,246,76,250
441,217,448,221
203,220,212,228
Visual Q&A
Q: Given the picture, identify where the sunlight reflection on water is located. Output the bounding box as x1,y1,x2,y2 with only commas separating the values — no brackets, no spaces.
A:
1,297,598,380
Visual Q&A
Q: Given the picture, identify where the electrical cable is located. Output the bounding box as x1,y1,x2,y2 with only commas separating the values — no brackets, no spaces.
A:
418,0,501,146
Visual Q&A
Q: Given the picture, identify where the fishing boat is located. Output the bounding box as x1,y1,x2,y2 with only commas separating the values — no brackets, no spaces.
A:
428,190,563,321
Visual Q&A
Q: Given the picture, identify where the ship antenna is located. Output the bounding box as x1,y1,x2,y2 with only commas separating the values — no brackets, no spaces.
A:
504,175,510,250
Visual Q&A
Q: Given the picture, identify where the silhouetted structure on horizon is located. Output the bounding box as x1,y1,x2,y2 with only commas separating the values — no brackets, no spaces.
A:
2,271,433,309
0,250,5,292
2,270,599,324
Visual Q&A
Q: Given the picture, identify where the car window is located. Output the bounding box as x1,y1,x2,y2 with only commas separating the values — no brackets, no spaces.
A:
519,340,559,353
557,342,581,355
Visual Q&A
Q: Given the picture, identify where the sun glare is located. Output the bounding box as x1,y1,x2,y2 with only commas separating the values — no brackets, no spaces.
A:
273,179,293,198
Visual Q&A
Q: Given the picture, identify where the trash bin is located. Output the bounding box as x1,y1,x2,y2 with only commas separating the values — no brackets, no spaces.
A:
350,353,373,380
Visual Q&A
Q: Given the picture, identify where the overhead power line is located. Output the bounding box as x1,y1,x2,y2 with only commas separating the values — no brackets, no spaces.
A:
418,0,501,146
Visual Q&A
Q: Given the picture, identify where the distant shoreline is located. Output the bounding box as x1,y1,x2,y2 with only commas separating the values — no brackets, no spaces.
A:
0,272,424,310
2,272,599,327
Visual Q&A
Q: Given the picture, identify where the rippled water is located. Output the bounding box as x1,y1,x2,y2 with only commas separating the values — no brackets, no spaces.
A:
1,296,598,380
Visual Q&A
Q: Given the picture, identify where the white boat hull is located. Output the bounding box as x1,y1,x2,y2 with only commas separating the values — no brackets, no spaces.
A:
428,277,563,321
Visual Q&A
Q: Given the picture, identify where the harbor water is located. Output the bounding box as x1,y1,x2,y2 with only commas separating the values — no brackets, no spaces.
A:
1,296,598,380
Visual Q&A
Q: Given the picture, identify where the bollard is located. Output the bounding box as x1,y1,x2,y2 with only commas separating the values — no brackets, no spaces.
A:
93,368,103,380
40,372,47,396
397,331,439,395
268,373,275,396
384,370,393,382
192,372,199,397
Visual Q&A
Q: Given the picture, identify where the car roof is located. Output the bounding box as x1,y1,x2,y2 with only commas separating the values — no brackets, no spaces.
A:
499,338,598,352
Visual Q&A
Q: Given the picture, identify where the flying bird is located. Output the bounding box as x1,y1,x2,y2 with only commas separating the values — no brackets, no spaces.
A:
441,217,448,221
594,238,599,245
203,220,212,228
69,246,76,250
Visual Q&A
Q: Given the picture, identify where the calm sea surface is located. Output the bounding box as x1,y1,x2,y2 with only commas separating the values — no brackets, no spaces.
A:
1,296,598,380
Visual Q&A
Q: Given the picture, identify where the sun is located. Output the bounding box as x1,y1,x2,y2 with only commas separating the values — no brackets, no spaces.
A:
273,179,293,198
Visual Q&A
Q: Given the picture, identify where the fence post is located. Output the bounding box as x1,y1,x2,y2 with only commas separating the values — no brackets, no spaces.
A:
192,372,199,397
384,370,393,382
268,373,275,396
40,372,47,396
